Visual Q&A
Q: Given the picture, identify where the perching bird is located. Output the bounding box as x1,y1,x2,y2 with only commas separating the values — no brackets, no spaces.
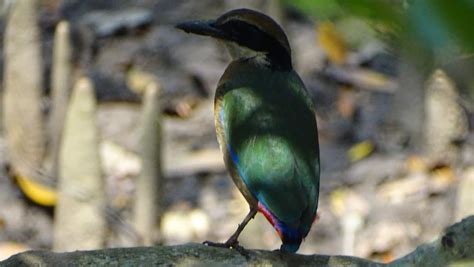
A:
177,8,320,253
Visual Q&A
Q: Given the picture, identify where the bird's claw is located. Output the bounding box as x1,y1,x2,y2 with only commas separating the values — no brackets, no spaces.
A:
203,240,249,256
203,240,240,249
203,240,229,248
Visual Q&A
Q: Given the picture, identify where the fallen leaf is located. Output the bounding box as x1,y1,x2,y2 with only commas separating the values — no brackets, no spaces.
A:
348,141,374,162
0,242,29,261
100,140,141,178
405,155,428,173
317,21,347,65
429,165,456,193
15,174,57,207
382,251,395,263
337,86,356,119
330,188,369,217
126,65,160,95
377,174,427,203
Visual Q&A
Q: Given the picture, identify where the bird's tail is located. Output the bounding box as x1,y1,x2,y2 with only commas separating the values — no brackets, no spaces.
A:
280,238,302,253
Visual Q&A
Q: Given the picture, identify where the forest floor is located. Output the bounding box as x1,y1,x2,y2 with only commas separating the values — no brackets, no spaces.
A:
1,0,473,263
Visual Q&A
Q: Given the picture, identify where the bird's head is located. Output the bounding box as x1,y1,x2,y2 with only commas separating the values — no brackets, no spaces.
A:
176,8,292,70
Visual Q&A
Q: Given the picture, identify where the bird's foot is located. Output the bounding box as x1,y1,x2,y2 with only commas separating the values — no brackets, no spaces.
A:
203,239,241,250
203,240,229,248
203,240,249,256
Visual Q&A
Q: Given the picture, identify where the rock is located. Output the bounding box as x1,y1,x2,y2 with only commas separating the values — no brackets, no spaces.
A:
100,141,141,179
345,155,405,185
356,221,421,258
97,103,142,152
79,9,153,38
161,206,210,244
376,173,428,204
456,167,474,221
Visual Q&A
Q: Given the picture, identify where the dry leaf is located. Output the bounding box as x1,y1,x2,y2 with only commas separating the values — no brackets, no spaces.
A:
377,174,427,203
126,66,159,95
348,141,374,162
405,155,428,173
429,165,456,193
337,86,356,119
16,174,57,206
0,242,29,261
382,251,395,263
317,21,347,65
323,65,397,92
330,189,347,217
330,188,369,217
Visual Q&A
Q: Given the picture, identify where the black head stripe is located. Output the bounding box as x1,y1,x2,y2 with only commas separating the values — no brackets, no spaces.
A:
218,20,292,70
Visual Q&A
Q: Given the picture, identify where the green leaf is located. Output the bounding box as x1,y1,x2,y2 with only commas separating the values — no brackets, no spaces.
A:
421,0,474,52
283,0,343,19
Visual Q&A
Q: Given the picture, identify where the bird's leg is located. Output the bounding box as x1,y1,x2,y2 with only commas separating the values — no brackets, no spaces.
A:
204,207,258,251
224,207,258,248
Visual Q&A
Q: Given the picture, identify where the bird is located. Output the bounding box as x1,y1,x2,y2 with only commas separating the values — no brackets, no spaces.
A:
176,8,320,253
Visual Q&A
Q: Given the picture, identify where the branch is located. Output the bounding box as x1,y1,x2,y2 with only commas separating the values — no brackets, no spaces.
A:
390,215,474,266
2,216,474,266
0,244,376,266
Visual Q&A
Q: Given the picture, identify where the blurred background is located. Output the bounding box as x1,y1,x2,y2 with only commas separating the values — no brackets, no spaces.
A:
0,0,474,263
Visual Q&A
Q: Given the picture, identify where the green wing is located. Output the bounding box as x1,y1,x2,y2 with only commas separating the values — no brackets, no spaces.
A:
218,61,320,231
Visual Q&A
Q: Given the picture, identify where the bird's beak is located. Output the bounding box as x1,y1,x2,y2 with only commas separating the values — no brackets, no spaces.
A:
176,20,229,39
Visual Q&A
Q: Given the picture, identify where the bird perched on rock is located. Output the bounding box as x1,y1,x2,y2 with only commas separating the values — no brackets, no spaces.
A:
177,8,320,253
